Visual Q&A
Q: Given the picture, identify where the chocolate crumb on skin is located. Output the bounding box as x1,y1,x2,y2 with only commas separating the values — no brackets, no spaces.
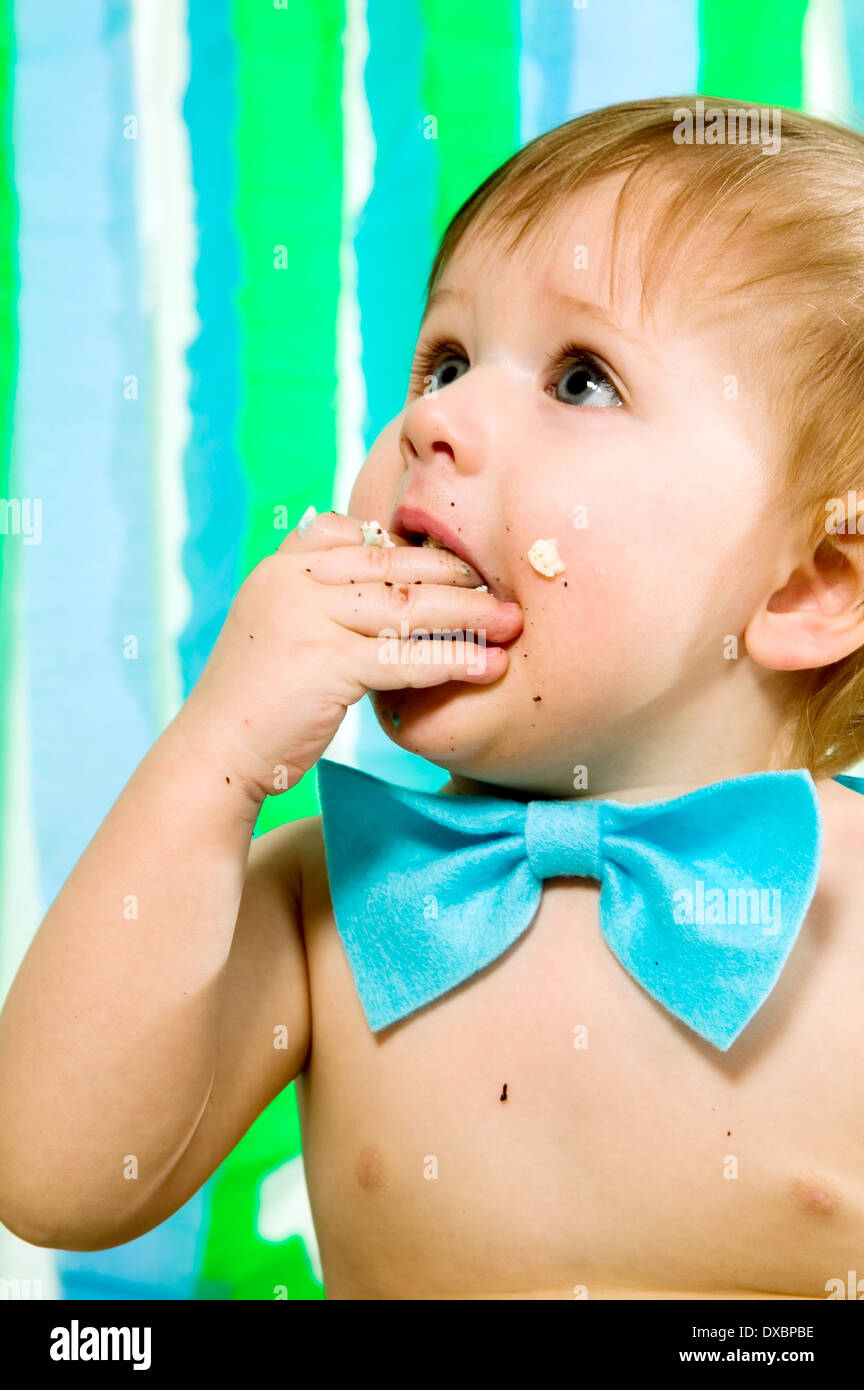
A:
500,1083,508,1102
533,695,542,703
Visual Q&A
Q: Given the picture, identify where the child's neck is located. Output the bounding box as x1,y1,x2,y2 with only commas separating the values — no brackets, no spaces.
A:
437,739,797,804
437,671,807,803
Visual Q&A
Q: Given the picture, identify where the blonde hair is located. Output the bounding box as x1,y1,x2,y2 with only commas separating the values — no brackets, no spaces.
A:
423,96,864,779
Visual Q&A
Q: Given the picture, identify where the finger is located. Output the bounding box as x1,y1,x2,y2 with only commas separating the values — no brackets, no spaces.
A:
276,508,407,557
346,629,512,690
296,536,488,590
323,581,523,643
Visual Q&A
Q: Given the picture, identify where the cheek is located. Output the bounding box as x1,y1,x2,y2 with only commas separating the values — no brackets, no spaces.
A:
347,421,404,520
509,492,714,666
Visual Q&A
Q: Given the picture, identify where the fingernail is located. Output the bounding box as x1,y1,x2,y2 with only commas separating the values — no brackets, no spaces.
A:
296,505,317,536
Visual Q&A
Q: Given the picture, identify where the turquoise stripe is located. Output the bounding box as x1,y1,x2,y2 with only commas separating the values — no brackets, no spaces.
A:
843,0,864,128
571,0,699,114
359,0,433,449
355,0,449,790
179,0,245,697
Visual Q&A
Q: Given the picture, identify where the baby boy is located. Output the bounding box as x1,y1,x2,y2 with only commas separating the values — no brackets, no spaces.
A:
1,95,864,1300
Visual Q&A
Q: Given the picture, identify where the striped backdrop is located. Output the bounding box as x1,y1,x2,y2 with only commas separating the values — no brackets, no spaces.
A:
0,0,861,1302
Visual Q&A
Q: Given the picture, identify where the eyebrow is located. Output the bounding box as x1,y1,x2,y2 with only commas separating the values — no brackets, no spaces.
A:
423,284,658,361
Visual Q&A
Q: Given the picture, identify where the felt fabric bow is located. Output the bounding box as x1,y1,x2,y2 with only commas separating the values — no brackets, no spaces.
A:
315,757,830,1050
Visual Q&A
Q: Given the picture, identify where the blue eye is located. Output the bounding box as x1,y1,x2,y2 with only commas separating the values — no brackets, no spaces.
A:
547,346,623,408
409,340,469,395
425,353,468,389
408,337,624,407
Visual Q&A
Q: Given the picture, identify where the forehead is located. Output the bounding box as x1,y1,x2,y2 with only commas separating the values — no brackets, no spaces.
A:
428,168,734,341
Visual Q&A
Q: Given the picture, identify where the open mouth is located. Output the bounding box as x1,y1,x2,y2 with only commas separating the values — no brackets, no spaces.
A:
397,527,492,595
387,528,488,645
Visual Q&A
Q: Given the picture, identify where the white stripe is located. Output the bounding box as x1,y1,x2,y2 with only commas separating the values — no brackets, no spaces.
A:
130,0,195,727
328,0,375,770
803,0,855,125
0,476,58,1289
0,530,41,1000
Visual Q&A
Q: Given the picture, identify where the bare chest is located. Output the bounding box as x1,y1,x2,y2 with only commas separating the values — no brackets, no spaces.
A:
295,831,864,1300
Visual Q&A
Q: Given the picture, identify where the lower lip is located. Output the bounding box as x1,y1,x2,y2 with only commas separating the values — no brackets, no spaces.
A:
409,537,498,596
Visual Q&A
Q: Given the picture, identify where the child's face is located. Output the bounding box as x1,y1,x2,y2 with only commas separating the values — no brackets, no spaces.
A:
349,173,796,794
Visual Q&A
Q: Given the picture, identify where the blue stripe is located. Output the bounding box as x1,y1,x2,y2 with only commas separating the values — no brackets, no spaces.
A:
13,0,205,1300
570,0,698,115
519,0,578,142
14,0,156,902
179,0,245,696
56,1186,208,1300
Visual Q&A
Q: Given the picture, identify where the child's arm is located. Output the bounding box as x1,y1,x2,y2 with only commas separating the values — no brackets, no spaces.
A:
0,712,310,1252
0,510,516,1251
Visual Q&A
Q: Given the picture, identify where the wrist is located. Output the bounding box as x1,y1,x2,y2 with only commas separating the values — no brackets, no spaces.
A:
160,703,275,822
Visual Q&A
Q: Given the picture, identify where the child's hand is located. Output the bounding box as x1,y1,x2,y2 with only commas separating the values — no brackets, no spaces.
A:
175,510,523,804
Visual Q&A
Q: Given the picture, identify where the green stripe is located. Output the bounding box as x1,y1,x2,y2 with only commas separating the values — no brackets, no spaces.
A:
232,0,345,838
197,0,346,1303
699,0,810,109
420,0,521,237
0,0,19,914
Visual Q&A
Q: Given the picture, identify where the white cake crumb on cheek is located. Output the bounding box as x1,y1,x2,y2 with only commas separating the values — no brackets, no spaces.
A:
527,538,565,577
361,519,396,547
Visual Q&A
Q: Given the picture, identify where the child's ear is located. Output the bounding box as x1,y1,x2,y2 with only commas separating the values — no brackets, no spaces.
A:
745,531,864,671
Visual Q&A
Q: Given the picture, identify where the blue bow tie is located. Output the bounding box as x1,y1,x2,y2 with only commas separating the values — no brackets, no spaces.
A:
314,758,846,1050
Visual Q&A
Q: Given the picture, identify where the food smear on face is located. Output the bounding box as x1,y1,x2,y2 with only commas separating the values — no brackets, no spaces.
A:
361,520,396,547
527,538,565,577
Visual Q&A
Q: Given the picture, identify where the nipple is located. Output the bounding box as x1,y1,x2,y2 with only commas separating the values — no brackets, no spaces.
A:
355,1144,387,1194
788,1170,843,1218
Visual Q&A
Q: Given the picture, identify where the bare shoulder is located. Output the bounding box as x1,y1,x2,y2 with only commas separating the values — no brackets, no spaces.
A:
282,811,332,920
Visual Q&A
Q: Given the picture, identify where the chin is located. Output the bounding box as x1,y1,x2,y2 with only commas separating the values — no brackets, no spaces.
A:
370,682,506,769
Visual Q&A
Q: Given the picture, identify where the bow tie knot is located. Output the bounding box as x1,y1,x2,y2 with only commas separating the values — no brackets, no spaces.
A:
525,799,605,880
